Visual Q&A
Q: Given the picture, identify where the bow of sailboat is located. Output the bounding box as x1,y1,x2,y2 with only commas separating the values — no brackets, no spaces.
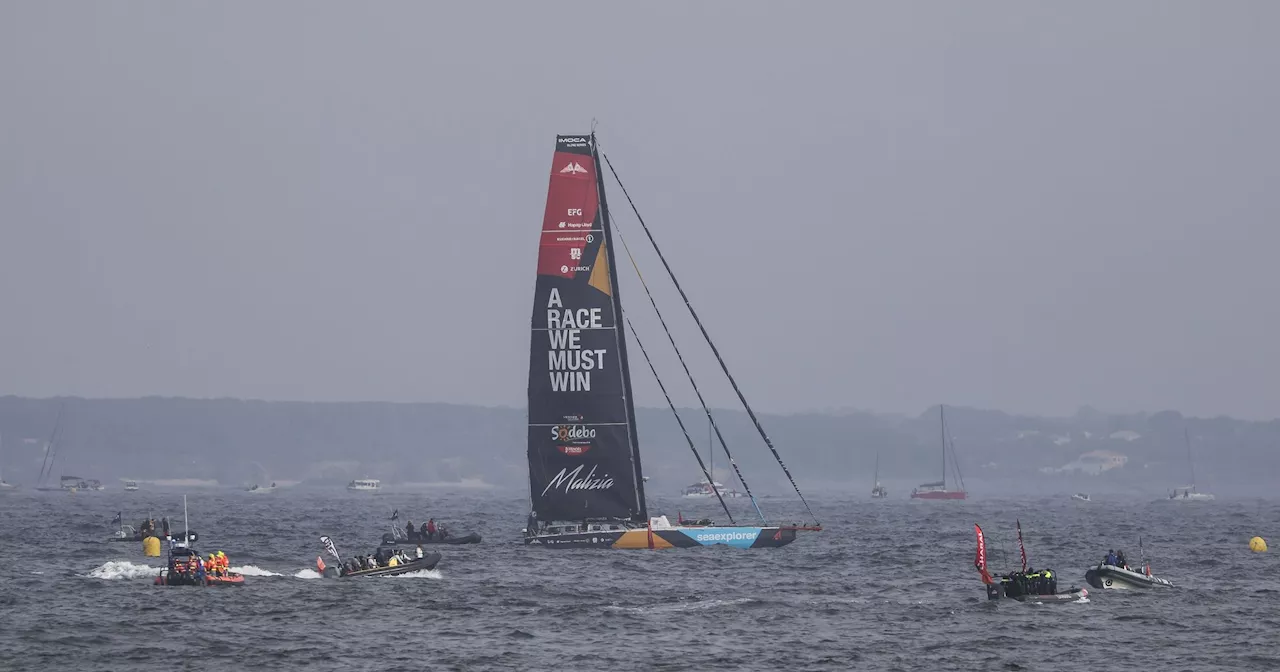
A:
523,131,820,549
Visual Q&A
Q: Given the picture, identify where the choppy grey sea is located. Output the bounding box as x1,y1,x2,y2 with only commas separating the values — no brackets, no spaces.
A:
0,489,1275,671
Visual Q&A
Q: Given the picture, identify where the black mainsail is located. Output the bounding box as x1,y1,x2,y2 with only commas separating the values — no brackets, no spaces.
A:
527,134,646,523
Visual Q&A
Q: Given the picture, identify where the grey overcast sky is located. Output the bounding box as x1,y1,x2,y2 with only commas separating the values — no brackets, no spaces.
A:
1,2,1277,419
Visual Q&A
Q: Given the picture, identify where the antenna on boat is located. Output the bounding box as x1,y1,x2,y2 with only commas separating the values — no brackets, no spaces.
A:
183,495,189,545
1184,428,1196,491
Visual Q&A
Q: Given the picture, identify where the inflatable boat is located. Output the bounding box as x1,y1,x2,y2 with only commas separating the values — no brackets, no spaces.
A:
320,551,442,578
1085,563,1174,590
154,547,244,587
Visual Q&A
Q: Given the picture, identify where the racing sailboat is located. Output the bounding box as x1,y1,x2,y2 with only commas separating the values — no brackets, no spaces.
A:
524,132,820,549
911,405,966,499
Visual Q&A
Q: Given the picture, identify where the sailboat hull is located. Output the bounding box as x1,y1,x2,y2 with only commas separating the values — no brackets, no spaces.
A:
911,490,966,500
525,525,802,549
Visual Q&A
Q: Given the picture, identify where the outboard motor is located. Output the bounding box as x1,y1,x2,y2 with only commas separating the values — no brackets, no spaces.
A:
381,532,396,544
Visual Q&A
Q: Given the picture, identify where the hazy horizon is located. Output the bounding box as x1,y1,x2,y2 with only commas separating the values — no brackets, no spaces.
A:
3,2,1278,420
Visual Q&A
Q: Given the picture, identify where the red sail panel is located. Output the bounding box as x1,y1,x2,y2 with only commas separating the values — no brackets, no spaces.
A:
537,148,601,282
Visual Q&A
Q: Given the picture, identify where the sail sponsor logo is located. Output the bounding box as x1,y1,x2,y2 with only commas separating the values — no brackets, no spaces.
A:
551,425,596,441
541,464,615,497
558,221,591,229
557,445,590,456
559,137,589,147
559,162,588,175
692,531,758,543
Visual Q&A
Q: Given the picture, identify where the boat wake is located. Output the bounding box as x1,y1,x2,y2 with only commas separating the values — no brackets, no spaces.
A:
291,567,441,579
230,565,282,577
384,569,443,579
85,561,161,580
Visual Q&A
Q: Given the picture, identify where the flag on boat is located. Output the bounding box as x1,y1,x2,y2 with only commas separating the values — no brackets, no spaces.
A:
111,511,121,525
320,536,340,561
974,524,994,584
390,509,399,521
1016,519,1028,572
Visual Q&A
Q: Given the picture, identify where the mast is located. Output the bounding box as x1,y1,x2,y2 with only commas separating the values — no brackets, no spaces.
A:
592,135,647,518
939,406,947,488
873,452,879,488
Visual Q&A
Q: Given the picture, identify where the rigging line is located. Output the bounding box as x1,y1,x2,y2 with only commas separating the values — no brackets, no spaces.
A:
622,315,736,524
599,150,820,526
611,212,767,523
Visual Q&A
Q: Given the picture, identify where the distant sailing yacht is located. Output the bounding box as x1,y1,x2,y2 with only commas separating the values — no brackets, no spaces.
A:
34,405,73,492
870,453,887,498
682,422,743,498
523,132,820,549
1169,429,1214,501
911,405,967,500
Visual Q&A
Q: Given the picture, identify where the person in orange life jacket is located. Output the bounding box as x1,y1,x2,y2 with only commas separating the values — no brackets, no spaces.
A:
426,519,437,540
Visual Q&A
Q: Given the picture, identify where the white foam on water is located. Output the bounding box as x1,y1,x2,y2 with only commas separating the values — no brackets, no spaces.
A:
385,569,443,579
86,561,161,580
293,568,323,579
229,564,282,577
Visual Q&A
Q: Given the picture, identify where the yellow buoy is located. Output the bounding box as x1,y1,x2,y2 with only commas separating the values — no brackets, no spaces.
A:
143,536,161,557
1249,537,1267,553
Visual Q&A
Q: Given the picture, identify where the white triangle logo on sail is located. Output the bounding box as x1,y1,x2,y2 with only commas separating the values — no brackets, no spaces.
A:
559,162,587,174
